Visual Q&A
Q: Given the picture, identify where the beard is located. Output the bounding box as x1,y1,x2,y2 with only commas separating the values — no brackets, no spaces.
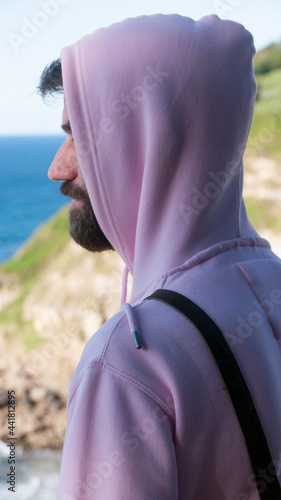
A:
60,180,114,253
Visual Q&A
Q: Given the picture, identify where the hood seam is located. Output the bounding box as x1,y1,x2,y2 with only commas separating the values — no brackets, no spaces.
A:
77,42,134,272
130,237,271,304
237,169,242,238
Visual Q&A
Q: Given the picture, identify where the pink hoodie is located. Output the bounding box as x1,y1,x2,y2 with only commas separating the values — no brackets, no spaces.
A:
58,14,281,499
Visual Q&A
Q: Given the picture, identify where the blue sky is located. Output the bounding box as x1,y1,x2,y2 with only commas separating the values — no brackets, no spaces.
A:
2,0,281,135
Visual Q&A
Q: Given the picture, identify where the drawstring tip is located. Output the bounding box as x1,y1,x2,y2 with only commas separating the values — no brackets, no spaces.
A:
133,331,142,350
123,302,142,350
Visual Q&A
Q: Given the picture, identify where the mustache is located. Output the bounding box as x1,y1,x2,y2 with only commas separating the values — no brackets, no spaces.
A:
60,180,88,201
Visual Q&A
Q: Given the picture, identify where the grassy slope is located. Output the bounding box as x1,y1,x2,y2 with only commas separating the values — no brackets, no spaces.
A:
245,198,281,232
3,206,69,276
254,42,281,76
247,68,281,159
0,206,70,350
244,51,281,230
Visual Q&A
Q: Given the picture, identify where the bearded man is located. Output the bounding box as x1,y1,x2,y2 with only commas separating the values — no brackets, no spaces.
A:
38,14,281,500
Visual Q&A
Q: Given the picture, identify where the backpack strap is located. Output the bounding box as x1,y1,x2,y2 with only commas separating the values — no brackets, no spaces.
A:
145,288,281,500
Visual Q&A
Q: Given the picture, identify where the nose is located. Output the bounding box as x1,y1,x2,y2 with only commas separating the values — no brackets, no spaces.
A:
48,140,78,181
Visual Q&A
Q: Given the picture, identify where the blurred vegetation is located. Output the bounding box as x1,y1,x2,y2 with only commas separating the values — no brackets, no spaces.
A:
247,47,281,159
0,206,69,350
245,198,281,232
3,206,69,277
254,42,281,76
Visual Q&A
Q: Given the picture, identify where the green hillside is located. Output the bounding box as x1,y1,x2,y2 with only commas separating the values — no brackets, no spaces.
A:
0,207,70,350
245,42,281,159
254,41,281,75
3,206,69,277
248,68,281,159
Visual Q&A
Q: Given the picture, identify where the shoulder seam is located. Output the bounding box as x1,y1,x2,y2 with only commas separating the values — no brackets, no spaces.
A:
68,313,126,402
100,312,126,363
68,361,175,424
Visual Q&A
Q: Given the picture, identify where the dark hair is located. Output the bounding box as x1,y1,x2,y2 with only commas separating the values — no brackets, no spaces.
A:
37,58,63,99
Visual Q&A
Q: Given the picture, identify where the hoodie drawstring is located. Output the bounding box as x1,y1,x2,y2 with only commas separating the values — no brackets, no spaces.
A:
122,302,142,350
121,265,142,349
120,265,129,307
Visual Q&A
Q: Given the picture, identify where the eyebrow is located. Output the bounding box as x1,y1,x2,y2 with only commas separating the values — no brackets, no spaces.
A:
61,120,72,134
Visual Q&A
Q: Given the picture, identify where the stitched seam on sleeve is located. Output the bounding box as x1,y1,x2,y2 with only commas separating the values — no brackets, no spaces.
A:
67,313,126,406
103,361,175,421
68,361,175,424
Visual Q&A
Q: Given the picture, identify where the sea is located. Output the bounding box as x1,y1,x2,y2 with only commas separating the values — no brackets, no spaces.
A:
0,441,62,499
1,136,67,498
0,135,68,264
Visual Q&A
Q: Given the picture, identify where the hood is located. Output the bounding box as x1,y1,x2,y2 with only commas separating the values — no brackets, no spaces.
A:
61,14,258,302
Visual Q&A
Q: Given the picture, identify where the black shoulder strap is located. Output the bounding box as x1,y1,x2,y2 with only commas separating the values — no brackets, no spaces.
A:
145,289,281,500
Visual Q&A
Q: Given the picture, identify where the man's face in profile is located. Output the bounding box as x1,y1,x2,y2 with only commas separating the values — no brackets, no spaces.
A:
48,104,113,253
